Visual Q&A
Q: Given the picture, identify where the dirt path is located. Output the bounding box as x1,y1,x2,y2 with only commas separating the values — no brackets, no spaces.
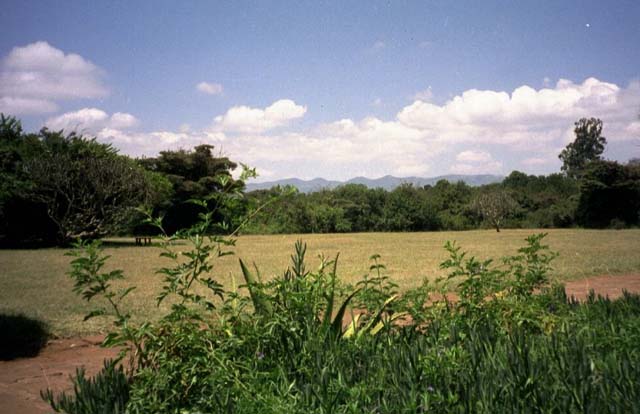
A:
562,274,640,301
2,274,640,414
0,336,118,414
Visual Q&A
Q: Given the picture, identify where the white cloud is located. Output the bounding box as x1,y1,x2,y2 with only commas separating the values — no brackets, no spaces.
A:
371,97,382,107
522,157,551,166
625,121,640,136
94,127,230,158
0,96,58,114
45,108,138,132
456,150,492,163
413,86,433,102
109,112,139,129
450,161,503,175
451,150,502,174
0,42,108,115
40,77,640,181
396,77,636,148
196,81,223,95
213,99,306,133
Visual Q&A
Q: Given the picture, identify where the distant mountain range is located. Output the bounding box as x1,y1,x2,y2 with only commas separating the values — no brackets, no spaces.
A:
245,174,504,193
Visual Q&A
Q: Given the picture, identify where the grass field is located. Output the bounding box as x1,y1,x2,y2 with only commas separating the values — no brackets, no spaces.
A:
1,229,639,336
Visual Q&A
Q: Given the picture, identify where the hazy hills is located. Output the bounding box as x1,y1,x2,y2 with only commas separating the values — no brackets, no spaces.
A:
245,174,504,193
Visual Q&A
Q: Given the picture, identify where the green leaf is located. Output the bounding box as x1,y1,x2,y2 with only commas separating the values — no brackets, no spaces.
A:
330,288,361,339
239,258,271,317
83,308,106,321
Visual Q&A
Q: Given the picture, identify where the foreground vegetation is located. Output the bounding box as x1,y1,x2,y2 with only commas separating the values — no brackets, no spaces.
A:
2,229,640,337
41,220,640,413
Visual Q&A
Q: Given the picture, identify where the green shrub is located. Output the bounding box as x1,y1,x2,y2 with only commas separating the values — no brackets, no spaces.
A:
41,360,129,414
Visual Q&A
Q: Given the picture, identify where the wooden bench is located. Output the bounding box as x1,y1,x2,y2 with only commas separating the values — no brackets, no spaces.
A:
134,236,152,246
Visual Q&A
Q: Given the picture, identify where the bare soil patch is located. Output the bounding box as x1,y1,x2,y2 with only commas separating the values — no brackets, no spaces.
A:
562,273,640,301
0,336,118,414
2,273,640,414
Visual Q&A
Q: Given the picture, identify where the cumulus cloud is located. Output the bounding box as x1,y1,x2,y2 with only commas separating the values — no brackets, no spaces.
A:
96,128,226,158
45,108,138,132
109,112,139,129
41,77,640,181
95,113,440,179
451,150,502,174
0,42,108,115
626,121,640,136
0,96,58,114
456,150,492,163
196,81,223,95
396,77,640,149
450,161,503,175
413,87,433,102
213,99,306,133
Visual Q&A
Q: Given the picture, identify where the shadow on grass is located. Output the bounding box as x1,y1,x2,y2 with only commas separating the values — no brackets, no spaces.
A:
0,313,49,360
100,239,157,248
100,238,187,248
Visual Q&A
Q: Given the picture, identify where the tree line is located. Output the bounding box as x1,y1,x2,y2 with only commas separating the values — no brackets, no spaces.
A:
0,114,243,246
243,118,639,234
1,114,638,246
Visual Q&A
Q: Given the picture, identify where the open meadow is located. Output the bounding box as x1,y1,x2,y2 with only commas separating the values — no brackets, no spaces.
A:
1,228,640,337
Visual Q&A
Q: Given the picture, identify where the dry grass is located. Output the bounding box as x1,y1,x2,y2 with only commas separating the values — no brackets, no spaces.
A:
1,229,639,336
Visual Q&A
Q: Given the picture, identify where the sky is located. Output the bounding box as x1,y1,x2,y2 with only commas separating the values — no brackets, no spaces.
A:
1,1,639,182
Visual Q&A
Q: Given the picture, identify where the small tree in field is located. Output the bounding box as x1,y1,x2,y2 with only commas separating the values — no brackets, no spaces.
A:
559,118,607,179
472,189,518,232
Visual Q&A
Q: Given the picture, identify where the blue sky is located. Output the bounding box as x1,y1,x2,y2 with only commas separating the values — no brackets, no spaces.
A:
1,1,639,181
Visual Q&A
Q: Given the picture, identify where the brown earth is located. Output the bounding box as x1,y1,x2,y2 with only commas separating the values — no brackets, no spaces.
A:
2,273,640,414
0,336,118,414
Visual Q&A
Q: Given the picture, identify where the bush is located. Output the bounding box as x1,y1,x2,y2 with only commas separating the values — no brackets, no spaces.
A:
41,360,129,414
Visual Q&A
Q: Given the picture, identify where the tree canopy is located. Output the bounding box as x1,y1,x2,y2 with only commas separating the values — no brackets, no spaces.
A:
138,144,243,234
0,115,169,245
559,118,607,179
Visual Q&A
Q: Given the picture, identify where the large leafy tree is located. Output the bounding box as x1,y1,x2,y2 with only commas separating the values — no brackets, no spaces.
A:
382,184,439,231
576,160,640,228
559,118,607,179
22,129,159,244
0,115,57,245
1,114,167,245
138,144,243,234
424,180,474,230
502,171,579,227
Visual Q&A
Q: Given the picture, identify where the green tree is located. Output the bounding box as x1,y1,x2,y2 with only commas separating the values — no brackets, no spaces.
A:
382,184,439,231
139,145,242,234
559,118,607,178
503,171,578,227
1,114,169,246
471,189,518,232
22,129,157,244
576,160,640,228
425,180,474,230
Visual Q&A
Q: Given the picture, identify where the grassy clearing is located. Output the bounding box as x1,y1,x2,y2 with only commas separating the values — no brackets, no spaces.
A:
1,229,639,336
